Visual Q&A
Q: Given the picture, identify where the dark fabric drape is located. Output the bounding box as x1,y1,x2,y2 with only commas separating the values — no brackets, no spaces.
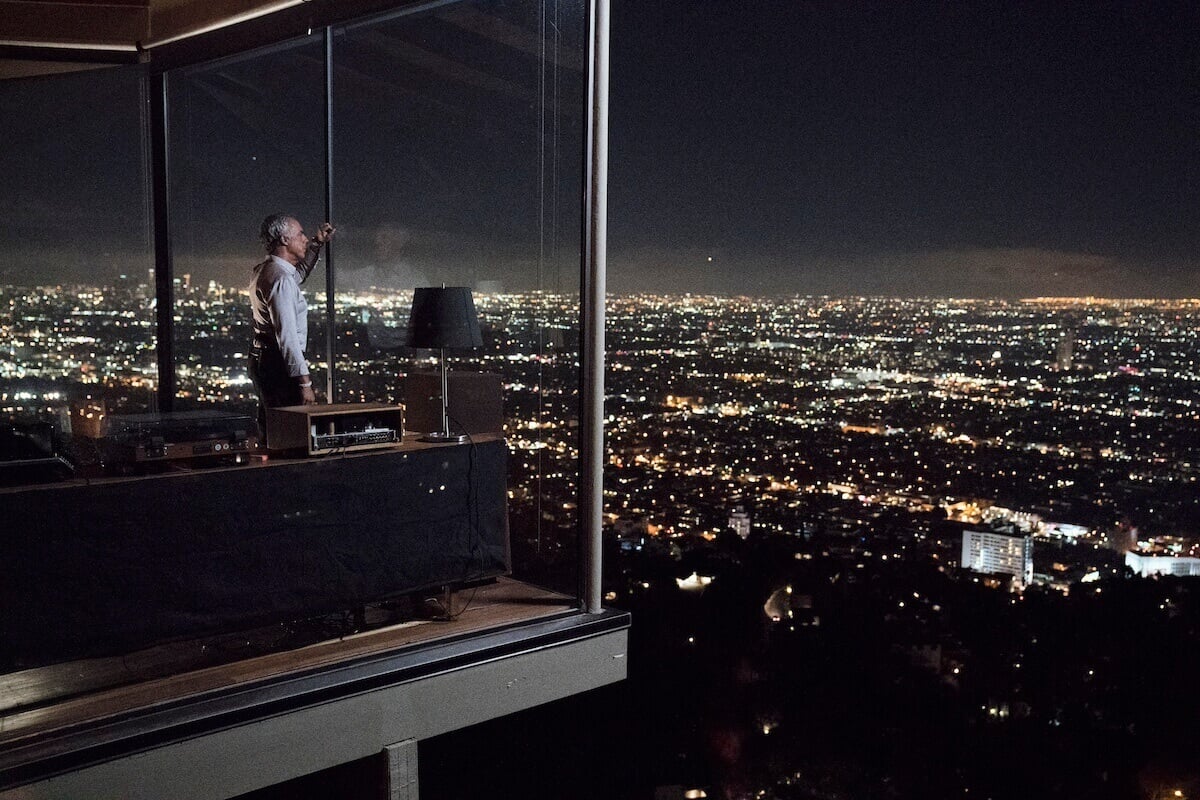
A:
1,441,509,667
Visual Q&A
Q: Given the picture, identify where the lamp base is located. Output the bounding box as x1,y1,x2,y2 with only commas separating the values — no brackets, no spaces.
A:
419,431,469,444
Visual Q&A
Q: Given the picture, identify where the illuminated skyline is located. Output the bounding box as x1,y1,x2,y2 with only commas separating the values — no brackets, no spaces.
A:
5,282,1199,546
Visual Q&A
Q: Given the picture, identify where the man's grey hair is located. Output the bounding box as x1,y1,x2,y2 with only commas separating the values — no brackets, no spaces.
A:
259,214,295,251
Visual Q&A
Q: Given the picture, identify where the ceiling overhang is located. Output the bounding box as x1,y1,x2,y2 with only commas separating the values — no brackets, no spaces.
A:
0,0,411,79
0,0,313,48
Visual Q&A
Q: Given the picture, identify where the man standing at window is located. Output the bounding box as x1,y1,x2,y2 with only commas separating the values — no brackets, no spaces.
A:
248,213,336,432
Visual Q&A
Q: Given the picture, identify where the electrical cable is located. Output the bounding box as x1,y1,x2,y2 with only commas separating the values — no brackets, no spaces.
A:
431,406,487,621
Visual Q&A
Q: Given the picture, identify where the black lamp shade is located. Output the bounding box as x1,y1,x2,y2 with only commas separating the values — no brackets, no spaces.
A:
406,287,483,349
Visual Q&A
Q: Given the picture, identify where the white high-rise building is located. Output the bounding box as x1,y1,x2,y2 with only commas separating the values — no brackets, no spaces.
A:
728,506,751,540
1056,330,1074,371
1125,552,1200,578
961,530,1033,587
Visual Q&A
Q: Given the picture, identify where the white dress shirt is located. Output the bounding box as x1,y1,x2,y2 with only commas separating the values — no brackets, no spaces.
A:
249,255,310,378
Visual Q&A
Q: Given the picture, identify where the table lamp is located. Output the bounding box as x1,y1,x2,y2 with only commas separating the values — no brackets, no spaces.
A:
406,286,483,443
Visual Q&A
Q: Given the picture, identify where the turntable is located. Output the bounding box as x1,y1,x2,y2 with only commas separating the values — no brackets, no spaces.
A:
101,410,259,470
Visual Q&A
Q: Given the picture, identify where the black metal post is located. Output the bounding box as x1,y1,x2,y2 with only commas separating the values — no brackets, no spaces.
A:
323,26,337,402
580,0,609,613
149,70,176,412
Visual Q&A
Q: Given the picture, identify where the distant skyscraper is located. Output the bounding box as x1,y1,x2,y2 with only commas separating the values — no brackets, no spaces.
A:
1057,330,1074,371
728,506,751,540
961,530,1033,587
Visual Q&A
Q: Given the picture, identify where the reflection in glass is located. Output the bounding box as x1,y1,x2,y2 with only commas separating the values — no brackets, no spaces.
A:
333,0,587,591
168,40,327,413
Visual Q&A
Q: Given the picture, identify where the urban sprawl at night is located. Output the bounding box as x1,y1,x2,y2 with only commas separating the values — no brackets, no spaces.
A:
4,281,1200,797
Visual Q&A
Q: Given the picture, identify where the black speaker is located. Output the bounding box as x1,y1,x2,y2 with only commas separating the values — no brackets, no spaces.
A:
404,371,503,436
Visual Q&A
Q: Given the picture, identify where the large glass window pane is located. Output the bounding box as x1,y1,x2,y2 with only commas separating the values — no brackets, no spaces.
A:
332,0,587,593
0,0,593,740
168,39,327,412
0,66,155,444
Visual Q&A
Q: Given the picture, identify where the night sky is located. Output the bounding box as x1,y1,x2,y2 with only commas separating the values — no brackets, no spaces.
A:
607,0,1200,296
2,1,1199,297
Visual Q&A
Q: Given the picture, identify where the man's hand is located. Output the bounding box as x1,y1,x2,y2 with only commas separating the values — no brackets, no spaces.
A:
315,222,336,244
298,375,317,405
